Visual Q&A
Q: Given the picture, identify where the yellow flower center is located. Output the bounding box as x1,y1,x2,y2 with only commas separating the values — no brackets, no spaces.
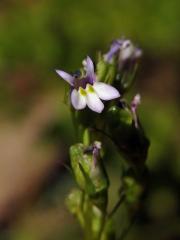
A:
79,87,87,96
86,84,95,93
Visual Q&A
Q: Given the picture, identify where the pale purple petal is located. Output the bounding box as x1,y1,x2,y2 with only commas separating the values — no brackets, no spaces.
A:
86,85,104,113
83,56,95,84
131,93,141,111
119,40,135,61
56,70,74,86
85,56,94,75
71,89,86,110
93,82,120,100
104,40,122,62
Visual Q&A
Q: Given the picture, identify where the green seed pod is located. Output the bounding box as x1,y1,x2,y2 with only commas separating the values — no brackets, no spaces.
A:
96,54,116,85
70,143,109,197
91,205,104,239
96,55,108,82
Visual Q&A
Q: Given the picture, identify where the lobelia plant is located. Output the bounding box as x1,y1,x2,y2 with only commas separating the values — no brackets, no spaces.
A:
56,38,150,240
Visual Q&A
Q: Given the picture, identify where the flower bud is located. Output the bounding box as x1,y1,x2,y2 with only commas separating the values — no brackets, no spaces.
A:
66,188,84,227
103,39,142,94
123,176,142,204
131,94,141,128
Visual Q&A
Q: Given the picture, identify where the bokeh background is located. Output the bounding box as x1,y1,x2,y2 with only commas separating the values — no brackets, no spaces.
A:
0,0,180,239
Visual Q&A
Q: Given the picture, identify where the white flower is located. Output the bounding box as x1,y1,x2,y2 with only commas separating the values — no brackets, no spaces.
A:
56,56,120,113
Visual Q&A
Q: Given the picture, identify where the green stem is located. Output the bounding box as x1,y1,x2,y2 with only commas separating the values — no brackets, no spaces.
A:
108,192,125,219
118,214,137,240
71,109,79,139
83,128,91,146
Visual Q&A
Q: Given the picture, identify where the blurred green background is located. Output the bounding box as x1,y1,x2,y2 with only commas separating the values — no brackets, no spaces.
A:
0,0,180,239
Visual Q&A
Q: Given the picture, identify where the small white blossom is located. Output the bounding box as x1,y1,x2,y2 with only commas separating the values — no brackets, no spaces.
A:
56,56,120,113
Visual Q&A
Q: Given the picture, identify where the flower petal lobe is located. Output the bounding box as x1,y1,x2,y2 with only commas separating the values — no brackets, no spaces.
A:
93,82,120,100
71,89,86,110
86,86,104,113
56,70,74,86
83,56,95,84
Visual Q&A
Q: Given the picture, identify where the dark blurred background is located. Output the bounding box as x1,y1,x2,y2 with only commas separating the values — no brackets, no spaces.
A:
0,0,180,239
